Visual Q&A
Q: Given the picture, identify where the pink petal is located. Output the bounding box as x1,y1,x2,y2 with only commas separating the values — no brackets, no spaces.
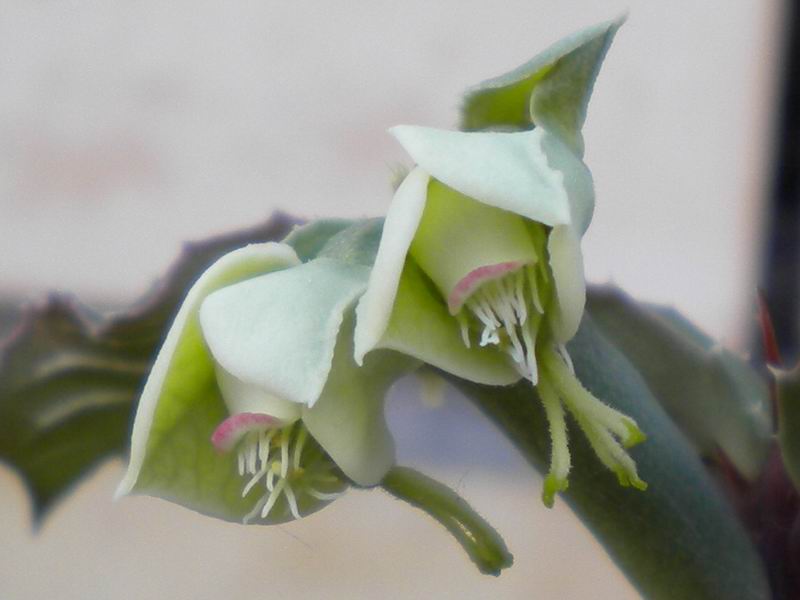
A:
447,261,525,314
211,412,282,452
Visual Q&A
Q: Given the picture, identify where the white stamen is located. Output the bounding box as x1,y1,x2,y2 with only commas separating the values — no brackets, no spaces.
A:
235,429,281,497
284,483,301,520
475,294,500,327
522,322,538,384
261,479,286,518
503,316,525,366
246,435,258,474
260,429,276,464
480,328,500,347
528,267,544,314
462,267,544,383
233,422,349,523
467,297,500,345
456,311,471,348
513,269,528,323
293,427,308,471
280,427,291,479
242,463,270,497
243,495,268,525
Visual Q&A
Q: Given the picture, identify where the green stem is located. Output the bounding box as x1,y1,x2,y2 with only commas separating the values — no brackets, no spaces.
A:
380,466,513,576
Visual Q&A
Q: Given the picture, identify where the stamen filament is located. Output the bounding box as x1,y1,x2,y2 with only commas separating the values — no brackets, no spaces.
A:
261,479,286,518
242,463,270,497
456,311,471,347
527,266,544,313
280,425,292,479
521,322,538,384
512,271,528,323
284,483,301,520
246,435,258,474
260,429,276,463
293,427,308,471
243,495,268,525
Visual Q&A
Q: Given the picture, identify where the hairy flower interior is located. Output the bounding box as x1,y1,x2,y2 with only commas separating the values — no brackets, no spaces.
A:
458,264,544,382
454,224,647,507
455,221,553,384
230,422,346,524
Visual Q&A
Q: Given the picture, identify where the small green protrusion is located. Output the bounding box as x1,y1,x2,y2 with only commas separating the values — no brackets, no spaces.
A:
614,466,648,491
542,473,569,508
623,420,648,448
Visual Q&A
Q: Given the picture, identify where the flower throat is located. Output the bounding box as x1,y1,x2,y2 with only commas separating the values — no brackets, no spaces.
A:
455,222,558,384
230,421,346,523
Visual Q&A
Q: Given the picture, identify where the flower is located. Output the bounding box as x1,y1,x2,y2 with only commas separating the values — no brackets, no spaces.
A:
354,125,646,506
117,242,416,524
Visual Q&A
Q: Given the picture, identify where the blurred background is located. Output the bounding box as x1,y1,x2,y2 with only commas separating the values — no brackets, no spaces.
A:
0,0,785,598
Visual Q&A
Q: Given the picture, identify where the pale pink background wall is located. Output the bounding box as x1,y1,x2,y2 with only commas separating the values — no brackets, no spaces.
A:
0,1,782,598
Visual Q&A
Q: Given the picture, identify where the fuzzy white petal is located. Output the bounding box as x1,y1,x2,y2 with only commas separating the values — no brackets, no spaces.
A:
354,167,430,364
200,258,370,408
538,128,595,235
303,315,417,486
390,126,572,227
548,225,586,343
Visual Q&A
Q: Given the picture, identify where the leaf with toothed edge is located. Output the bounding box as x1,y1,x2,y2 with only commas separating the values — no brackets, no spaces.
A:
0,213,298,523
0,295,143,522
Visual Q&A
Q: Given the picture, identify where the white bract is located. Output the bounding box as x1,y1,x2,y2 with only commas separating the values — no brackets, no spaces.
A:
355,126,645,505
117,242,415,524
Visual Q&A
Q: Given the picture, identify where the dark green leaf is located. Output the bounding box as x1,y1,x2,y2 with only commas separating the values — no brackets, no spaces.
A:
587,285,772,481
450,317,770,599
0,296,143,523
0,213,296,522
381,466,513,576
